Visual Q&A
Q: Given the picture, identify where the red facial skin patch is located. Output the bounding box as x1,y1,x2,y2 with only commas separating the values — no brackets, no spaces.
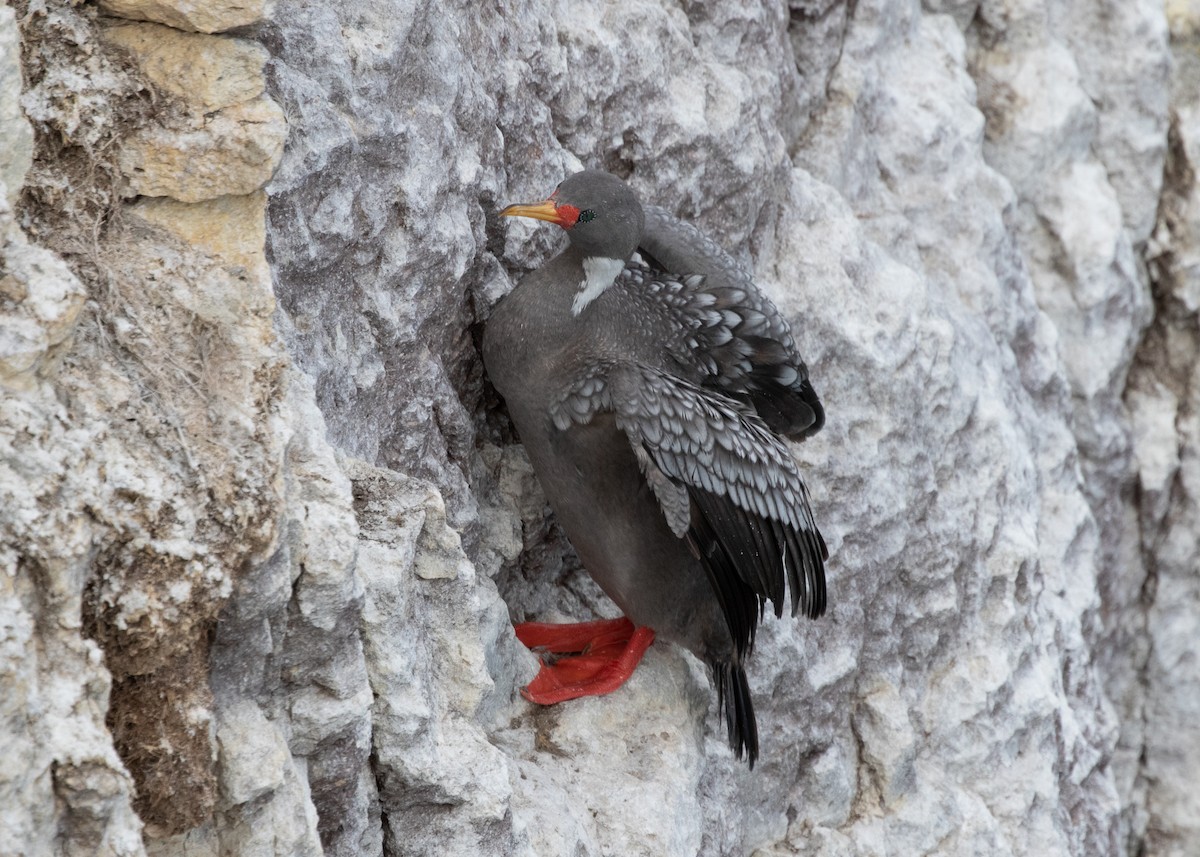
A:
554,203,581,228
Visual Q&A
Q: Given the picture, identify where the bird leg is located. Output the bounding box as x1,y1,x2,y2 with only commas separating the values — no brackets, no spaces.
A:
513,617,656,705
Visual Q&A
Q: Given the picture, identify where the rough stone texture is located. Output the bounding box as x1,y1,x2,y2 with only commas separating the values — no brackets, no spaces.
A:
128,192,270,282
98,0,268,35
119,97,286,203
0,196,85,389
102,14,284,206
0,187,146,857
4,0,1200,856
1,10,142,855
351,460,520,855
8,0,291,846
1169,0,1200,33
0,6,33,209
102,22,268,112
1127,12,1200,855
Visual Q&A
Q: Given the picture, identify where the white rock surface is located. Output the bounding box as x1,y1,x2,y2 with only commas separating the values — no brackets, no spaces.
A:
3,0,1199,855
1,13,144,852
0,6,32,208
1125,13,1200,856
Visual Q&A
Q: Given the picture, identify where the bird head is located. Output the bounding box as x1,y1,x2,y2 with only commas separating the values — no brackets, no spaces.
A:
500,170,645,261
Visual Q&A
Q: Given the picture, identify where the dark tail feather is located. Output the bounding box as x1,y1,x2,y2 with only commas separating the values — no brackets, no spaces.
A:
715,660,759,769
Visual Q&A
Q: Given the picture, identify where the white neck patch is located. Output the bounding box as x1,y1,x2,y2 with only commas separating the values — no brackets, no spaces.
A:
572,256,626,316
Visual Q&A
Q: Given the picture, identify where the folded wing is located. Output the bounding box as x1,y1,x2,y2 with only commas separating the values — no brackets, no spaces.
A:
637,205,824,441
550,362,828,660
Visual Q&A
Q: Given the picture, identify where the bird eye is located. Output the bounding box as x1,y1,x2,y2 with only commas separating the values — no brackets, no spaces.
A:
578,209,596,223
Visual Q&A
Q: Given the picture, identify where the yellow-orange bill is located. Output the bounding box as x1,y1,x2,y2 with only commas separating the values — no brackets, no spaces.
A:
499,199,566,225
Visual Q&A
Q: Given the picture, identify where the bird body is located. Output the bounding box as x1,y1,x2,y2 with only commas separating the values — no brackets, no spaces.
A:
484,171,828,765
486,245,732,659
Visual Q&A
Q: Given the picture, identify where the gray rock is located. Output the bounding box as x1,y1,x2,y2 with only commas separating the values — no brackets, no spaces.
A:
3,0,1199,855
0,7,32,209
1124,16,1200,856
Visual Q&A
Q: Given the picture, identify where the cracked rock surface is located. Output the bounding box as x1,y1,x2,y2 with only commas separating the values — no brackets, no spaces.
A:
2,0,1198,855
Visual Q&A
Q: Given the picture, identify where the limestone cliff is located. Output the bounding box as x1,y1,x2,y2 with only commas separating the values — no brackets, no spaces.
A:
1,0,1197,855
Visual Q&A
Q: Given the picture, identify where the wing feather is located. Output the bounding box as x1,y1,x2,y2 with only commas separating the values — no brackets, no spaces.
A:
549,361,827,653
636,205,825,440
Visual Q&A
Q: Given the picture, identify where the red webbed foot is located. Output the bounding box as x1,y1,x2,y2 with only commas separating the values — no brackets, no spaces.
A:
513,617,656,704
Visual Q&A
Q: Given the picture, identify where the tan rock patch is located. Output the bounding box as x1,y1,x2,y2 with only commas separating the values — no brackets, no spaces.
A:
98,0,267,35
102,22,267,112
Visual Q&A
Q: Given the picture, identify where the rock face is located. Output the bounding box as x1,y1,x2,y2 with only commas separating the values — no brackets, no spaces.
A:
2,0,1198,855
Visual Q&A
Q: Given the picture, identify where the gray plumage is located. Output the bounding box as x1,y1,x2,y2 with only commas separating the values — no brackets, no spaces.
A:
484,170,828,766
